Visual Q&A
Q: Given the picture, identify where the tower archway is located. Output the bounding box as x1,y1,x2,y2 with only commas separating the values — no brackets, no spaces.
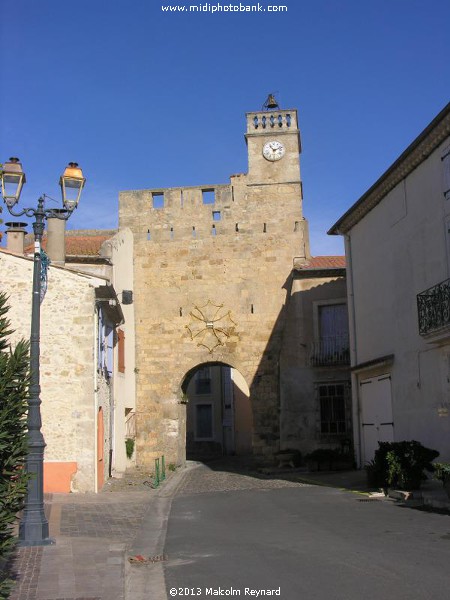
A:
181,362,252,460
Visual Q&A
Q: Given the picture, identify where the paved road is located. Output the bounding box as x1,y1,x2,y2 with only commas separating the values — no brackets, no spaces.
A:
164,463,450,600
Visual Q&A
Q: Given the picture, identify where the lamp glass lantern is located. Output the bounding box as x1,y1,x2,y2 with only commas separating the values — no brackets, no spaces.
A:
59,162,86,211
1,157,26,207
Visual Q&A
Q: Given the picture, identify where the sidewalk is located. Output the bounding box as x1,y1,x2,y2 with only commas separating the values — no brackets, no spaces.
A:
283,467,450,510
8,465,190,600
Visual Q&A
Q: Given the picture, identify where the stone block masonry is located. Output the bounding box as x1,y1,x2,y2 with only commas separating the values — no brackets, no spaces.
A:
119,107,310,467
0,250,110,492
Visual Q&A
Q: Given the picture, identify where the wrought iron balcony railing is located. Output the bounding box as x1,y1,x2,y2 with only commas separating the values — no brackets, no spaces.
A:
309,335,350,366
417,278,450,335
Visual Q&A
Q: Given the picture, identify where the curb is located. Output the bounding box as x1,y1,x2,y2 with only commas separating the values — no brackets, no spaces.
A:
124,463,194,600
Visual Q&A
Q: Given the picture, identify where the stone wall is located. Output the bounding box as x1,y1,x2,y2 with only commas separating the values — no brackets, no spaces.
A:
280,274,351,454
119,176,309,466
117,106,352,467
0,250,106,492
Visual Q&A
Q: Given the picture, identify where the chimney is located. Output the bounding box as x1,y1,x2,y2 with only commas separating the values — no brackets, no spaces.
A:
5,222,28,254
46,211,66,266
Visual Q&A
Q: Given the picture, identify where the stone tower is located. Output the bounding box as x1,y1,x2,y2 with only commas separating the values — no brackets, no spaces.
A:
119,103,310,466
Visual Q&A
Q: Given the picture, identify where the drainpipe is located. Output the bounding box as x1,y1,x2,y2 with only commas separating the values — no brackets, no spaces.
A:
94,304,99,493
344,233,362,468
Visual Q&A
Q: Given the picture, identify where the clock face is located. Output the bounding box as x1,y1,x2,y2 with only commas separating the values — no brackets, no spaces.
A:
262,140,285,161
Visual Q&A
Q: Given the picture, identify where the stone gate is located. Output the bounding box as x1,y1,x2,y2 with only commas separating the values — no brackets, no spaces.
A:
118,105,310,467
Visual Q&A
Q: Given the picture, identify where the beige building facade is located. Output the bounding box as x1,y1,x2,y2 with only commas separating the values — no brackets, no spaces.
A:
330,103,450,466
0,249,118,492
280,259,350,455
1,227,124,492
118,104,351,467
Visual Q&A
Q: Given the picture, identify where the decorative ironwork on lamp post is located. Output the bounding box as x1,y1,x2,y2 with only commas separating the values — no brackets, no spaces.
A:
0,157,86,546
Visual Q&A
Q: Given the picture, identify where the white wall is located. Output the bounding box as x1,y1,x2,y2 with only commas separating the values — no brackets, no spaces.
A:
102,229,136,473
348,135,450,461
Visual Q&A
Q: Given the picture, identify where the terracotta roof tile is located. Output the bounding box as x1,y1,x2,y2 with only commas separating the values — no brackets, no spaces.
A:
24,231,114,256
297,256,346,270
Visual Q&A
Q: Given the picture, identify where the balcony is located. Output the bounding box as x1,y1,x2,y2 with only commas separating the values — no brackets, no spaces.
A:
309,335,350,367
417,278,450,338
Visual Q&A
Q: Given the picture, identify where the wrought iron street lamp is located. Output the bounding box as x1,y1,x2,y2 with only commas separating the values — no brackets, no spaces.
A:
0,157,86,546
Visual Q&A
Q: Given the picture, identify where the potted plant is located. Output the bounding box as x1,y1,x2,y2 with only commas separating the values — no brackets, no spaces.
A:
433,463,450,498
365,441,439,492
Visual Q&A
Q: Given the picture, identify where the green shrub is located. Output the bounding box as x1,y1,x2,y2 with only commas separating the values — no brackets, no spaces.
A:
433,462,450,483
365,441,439,491
125,438,135,459
0,293,31,599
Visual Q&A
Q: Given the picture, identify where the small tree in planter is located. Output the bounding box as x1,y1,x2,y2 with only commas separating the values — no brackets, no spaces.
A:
0,293,31,599
433,463,450,498
365,441,439,492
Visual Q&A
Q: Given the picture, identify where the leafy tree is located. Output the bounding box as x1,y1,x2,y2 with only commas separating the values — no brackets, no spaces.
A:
0,292,30,599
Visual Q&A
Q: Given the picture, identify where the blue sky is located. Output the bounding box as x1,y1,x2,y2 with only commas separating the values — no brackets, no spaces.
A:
1,0,449,255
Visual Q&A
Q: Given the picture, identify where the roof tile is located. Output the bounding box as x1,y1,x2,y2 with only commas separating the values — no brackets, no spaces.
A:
24,232,113,256
297,256,346,269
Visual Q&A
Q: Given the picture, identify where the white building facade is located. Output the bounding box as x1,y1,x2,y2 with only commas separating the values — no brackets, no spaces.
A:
330,103,450,466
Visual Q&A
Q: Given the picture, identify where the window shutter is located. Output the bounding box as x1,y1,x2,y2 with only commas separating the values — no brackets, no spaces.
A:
118,328,125,373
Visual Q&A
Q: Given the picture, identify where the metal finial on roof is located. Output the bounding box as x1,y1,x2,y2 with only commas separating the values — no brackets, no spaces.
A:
263,93,279,111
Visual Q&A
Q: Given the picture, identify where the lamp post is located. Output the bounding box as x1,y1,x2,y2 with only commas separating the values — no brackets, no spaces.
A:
1,157,85,546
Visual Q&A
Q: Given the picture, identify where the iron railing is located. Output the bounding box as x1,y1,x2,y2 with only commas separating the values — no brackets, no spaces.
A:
417,278,450,335
309,335,350,366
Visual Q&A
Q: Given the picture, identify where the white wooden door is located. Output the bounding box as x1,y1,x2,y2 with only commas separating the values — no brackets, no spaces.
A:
360,374,394,464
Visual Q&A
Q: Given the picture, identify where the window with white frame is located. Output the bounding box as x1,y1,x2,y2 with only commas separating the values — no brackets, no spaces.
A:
317,382,350,435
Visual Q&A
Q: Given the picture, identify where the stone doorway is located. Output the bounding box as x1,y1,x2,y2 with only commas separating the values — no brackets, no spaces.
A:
182,363,252,461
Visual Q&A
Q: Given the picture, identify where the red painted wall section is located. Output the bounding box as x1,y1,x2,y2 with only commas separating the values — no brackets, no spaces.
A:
44,462,78,493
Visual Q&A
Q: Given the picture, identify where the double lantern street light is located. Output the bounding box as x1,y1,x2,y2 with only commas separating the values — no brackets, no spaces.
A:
1,157,85,546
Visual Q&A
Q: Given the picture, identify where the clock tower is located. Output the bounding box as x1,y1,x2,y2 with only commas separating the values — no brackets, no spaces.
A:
119,98,312,468
245,107,302,185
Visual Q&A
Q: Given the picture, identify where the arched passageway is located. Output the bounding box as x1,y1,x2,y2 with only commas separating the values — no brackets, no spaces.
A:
181,362,252,460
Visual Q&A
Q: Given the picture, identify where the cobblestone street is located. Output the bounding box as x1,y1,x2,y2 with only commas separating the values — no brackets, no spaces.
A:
177,461,312,495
